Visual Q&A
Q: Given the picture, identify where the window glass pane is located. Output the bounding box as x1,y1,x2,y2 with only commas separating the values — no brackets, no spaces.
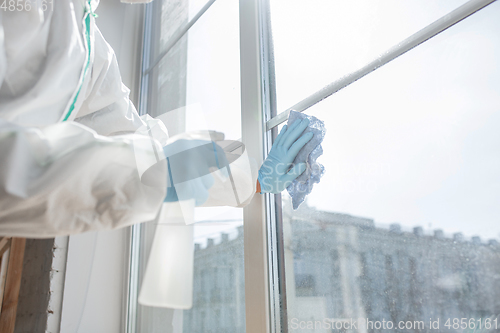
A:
149,0,214,62
279,2,500,330
138,0,245,332
269,0,470,112
146,0,241,139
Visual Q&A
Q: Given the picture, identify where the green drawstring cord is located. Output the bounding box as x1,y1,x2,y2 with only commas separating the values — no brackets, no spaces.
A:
62,1,94,121
86,1,98,18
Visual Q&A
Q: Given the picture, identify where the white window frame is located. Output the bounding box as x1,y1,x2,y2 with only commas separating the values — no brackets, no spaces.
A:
126,0,498,332
239,0,276,331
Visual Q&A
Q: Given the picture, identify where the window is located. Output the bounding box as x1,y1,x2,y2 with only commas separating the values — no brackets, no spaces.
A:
129,0,500,332
129,0,245,332
269,0,500,331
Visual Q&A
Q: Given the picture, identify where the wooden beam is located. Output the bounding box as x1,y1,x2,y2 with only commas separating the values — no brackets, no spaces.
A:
0,249,11,312
0,238,11,258
0,238,26,333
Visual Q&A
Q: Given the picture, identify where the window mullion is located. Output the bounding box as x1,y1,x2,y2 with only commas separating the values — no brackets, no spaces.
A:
239,0,272,332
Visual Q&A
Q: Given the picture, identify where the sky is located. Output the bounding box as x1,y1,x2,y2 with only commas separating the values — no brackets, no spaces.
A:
167,0,500,242
271,0,500,240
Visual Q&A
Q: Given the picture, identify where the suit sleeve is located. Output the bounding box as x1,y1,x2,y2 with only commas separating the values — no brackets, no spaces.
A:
0,18,168,238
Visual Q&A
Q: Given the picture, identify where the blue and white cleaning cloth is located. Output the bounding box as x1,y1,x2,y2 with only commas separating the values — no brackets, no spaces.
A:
286,111,326,209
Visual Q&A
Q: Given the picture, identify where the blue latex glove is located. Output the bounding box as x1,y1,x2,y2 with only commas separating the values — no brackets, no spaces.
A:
163,139,228,206
258,118,314,194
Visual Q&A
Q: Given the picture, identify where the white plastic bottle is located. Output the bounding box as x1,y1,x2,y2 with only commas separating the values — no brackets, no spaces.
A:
138,200,195,309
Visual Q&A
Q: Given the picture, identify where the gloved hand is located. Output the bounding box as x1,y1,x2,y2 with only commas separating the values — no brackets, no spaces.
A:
163,139,229,206
258,118,314,194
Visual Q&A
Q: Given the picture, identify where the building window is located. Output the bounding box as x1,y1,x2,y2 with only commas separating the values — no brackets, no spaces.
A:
295,274,317,297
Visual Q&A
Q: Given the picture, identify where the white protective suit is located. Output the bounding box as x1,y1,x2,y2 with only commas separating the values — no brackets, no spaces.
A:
0,0,257,238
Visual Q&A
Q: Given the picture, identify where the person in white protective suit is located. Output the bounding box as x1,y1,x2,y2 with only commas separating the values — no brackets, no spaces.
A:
0,0,313,238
